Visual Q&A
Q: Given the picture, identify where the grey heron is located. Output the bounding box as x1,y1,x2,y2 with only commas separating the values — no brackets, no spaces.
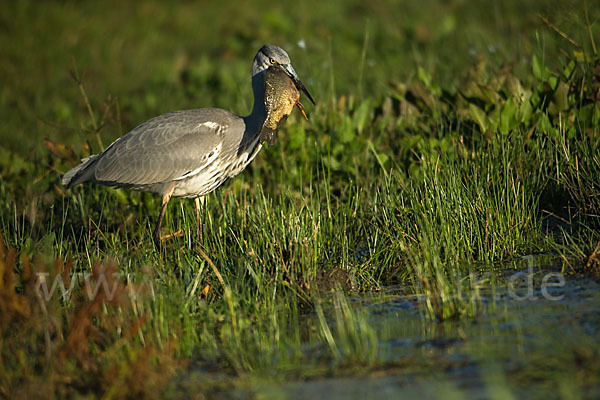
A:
62,44,314,248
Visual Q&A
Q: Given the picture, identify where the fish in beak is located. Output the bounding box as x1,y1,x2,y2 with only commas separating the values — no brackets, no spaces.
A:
260,66,312,145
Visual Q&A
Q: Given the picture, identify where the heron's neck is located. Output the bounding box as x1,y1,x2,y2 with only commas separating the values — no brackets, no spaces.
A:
244,71,267,135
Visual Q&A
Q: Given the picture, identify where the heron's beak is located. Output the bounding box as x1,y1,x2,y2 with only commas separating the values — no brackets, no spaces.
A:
283,64,315,105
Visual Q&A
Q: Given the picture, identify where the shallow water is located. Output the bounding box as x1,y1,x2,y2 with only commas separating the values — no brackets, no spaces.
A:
262,257,599,399
182,256,600,399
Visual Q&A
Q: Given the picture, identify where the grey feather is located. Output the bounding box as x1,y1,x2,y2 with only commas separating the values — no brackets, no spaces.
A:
62,43,311,205
62,154,100,188
63,108,244,193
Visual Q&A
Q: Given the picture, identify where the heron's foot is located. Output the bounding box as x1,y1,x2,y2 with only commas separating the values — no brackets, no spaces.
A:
152,229,184,250
161,230,185,241
160,227,203,246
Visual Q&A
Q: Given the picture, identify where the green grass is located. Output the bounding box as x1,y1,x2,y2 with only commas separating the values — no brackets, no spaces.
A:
1,0,600,398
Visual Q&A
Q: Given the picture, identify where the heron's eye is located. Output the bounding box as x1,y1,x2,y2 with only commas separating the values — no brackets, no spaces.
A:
269,58,276,65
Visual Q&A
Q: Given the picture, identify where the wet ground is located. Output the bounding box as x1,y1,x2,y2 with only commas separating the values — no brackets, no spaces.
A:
182,256,600,399
265,255,600,399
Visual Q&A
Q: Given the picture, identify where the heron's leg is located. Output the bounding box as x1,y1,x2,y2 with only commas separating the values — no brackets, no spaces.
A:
153,184,176,249
195,197,204,242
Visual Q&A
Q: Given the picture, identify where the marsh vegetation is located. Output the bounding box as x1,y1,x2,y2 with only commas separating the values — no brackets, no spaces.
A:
1,0,599,398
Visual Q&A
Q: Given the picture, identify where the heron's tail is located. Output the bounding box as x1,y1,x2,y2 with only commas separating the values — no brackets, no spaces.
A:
62,155,100,188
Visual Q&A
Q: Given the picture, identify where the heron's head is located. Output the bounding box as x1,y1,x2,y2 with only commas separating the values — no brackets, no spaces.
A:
253,44,315,105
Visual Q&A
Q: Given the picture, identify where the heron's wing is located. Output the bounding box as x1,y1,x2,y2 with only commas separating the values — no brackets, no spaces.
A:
93,109,237,185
